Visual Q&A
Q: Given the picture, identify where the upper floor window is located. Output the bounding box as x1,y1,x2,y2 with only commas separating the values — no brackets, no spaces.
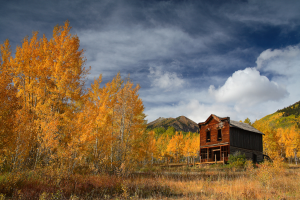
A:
217,129,222,141
206,130,211,142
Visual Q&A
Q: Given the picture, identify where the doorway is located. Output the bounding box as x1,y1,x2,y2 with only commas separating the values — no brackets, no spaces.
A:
213,149,220,161
252,153,257,163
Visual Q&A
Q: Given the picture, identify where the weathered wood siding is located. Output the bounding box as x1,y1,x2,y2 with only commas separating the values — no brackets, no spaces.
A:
200,117,230,147
229,127,263,152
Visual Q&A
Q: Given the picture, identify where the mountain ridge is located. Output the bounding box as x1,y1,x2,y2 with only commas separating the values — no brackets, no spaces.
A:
254,100,300,129
147,116,199,133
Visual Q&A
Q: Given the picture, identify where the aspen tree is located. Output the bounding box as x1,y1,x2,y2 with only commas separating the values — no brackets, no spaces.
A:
1,22,154,173
0,40,19,170
253,118,281,159
279,126,300,164
183,134,192,164
73,74,112,172
183,133,199,164
8,21,89,169
156,134,171,164
167,132,185,163
105,73,123,169
112,75,146,171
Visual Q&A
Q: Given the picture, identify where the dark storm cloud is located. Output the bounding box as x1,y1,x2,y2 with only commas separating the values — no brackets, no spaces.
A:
1,0,300,122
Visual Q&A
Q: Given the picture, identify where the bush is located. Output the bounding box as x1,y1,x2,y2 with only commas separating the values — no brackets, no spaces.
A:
228,151,246,168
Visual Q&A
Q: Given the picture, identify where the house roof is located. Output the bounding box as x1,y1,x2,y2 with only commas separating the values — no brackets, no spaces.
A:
230,120,264,135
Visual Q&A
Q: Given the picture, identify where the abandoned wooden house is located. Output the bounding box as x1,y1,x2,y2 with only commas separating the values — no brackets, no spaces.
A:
198,114,264,163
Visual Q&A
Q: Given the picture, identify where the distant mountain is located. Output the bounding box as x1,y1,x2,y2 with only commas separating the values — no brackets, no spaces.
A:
147,116,199,133
254,100,300,129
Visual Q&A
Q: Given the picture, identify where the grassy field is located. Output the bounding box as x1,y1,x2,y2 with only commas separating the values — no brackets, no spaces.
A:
0,162,299,199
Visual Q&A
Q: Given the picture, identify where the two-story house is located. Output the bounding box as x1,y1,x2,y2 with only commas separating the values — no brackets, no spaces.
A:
198,114,264,163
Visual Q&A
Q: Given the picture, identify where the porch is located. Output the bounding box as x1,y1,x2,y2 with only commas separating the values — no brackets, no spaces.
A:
200,145,229,163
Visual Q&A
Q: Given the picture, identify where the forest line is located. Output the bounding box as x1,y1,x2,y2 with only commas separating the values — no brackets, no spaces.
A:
0,21,200,173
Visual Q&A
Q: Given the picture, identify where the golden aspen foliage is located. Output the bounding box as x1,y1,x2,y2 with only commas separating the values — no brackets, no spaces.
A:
72,74,113,173
71,73,147,173
0,40,18,170
0,21,89,171
143,130,158,163
278,126,300,160
166,132,185,163
190,133,200,158
182,133,200,164
133,130,157,167
183,133,193,158
112,75,146,171
253,112,300,161
243,118,252,125
253,119,281,159
156,134,171,161
0,21,154,174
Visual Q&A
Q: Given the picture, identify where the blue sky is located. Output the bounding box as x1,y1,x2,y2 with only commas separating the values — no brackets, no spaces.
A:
1,0,300,123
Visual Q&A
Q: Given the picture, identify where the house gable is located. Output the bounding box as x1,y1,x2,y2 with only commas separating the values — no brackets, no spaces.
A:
198,114,230,148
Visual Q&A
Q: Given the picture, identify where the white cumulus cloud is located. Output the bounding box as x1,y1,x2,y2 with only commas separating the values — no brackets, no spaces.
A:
256,45,300,77
209,67,288,106
255,44,300,107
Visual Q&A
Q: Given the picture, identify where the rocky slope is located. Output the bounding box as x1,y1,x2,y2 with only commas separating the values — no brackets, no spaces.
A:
147,116,199,133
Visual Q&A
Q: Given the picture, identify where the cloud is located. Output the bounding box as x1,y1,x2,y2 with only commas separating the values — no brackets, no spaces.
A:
255,44,300,106
2,0,300,126
145,99,236,123
256,45,300,76
222,0,300,26
78,27,205,72
148,65,185,91
208,67,288,106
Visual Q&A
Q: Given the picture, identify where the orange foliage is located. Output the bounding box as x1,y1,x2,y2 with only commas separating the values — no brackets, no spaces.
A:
0,22,151,173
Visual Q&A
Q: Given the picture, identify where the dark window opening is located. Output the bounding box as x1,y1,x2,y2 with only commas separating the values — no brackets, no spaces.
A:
206,130,211,142
217,129,222,141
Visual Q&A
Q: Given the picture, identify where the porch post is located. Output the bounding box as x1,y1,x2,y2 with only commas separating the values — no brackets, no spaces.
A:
207,148,209,162
220,146,222,161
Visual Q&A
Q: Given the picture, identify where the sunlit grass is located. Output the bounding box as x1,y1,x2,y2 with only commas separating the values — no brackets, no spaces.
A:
0,163,299,199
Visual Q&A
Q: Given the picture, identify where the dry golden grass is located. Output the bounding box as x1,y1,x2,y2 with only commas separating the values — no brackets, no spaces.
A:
0,162,299,199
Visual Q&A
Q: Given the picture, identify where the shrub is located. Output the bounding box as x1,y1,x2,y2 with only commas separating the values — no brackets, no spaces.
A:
228,151,247,168
256,157,285,187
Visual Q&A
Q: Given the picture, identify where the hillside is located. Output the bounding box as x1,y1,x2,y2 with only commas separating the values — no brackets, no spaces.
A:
147,116,199,133
254,100,300,129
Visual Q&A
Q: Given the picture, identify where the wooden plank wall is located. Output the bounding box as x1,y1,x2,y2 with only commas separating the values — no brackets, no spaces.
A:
200,117,230,147
230,127,263,152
